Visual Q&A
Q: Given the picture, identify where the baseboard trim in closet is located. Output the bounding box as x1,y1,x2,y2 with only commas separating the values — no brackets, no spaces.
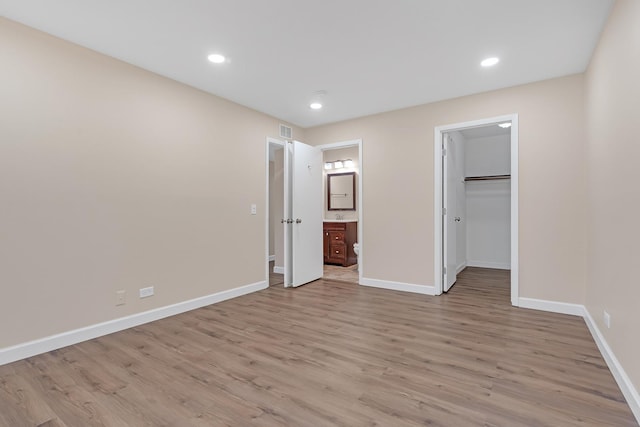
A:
467,260,510,270
360,277,436,295
0,280,268,367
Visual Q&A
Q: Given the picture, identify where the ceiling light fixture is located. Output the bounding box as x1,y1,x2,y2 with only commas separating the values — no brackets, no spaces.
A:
325,159,354,170
498,122,512,128
310,102,323,110
481,57,500,67
207,54,226,64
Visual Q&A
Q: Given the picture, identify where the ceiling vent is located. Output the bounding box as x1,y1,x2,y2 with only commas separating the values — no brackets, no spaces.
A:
279,124,292,140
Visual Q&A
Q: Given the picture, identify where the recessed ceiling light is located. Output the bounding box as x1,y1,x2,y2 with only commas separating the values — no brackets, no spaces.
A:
498,122,512,128
310,102,323,110
481,57,500,67
207,54,226,64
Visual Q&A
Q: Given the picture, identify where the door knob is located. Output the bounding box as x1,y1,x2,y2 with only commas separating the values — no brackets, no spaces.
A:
295,218,302,224
454,217,461,222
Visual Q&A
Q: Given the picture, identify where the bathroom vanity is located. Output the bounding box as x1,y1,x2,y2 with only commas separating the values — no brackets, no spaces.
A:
323,221,357,266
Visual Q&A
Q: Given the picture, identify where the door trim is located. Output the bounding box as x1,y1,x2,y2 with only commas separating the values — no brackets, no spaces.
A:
433,114,519,305
316,139,363,285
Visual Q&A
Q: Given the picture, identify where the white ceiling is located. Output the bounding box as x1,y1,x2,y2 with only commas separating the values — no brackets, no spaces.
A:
459,124,511,140
0,0,613,128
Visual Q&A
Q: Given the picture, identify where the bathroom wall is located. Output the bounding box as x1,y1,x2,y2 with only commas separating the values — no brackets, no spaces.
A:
465,134,511,269
269,161,275,257
323,146,359,221
272,148,285,272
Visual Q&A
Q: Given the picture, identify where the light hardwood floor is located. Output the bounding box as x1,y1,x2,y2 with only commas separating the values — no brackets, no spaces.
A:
323,263,359,284
0,268,637,426
269,262,359,286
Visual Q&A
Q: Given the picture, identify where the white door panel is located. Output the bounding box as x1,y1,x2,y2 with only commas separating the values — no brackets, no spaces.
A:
284,140,323,287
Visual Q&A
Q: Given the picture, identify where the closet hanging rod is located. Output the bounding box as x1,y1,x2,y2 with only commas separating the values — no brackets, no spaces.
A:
464,174,511,182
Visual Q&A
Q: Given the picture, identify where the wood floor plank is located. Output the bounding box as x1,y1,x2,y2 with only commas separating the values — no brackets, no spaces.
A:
0,267,637,426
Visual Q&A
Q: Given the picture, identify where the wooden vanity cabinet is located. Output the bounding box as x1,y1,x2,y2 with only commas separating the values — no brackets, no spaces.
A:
323,222,357,266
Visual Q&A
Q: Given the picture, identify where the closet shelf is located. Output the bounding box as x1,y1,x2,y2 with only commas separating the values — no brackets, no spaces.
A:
464,174,511,182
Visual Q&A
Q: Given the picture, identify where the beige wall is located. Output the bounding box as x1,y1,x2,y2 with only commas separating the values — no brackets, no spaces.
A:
305,75,587,301
0,18,302,348
585,0,640,393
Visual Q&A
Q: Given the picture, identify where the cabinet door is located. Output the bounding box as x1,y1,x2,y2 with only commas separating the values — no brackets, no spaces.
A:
328,242,347,265
329,231,345,243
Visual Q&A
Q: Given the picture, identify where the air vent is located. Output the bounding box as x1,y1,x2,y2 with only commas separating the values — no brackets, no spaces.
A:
279,124,292,139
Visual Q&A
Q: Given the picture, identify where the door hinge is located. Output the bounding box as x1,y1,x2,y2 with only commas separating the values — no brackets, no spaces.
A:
442,207,447,215
443,266,447,274
442,148,447,156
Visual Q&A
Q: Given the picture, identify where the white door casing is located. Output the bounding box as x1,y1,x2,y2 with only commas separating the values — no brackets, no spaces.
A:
443,134,457,292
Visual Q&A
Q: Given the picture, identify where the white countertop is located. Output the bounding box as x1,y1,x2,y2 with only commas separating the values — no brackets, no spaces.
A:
323,219,358,223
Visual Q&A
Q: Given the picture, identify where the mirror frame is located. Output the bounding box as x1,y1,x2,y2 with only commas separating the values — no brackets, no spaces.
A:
327,172,356,211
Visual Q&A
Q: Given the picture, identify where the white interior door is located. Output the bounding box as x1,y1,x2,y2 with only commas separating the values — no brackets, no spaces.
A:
443,134,457,292
284,140,323,287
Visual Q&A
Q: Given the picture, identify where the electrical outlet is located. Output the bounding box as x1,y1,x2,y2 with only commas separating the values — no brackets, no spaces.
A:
251,204,257,215
116,290,126,306
139,286,154,298
603,310,611,329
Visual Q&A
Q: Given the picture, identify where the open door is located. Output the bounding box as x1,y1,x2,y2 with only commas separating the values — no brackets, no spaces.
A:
443,133,457,292
284,140,323,287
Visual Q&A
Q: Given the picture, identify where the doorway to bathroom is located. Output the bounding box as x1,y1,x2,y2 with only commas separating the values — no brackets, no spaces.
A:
434,115,519,306
265,138,363,288
319,140,363,284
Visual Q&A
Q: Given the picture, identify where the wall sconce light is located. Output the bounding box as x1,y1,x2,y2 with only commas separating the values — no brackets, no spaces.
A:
324,159,354,170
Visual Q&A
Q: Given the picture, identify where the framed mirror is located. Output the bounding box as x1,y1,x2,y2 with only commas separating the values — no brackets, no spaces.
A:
328,172,356,211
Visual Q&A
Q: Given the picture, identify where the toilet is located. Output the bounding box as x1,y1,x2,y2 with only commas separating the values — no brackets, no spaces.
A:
353,243,360,270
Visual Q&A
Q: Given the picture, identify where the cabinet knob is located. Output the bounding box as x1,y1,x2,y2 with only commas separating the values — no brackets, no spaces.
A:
335,236,339,240
335,250,339,254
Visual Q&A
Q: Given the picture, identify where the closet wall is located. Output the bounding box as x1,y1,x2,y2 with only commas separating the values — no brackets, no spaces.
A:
465,134,511,269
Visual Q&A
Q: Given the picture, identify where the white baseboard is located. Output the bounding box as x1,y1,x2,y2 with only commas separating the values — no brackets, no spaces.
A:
518,297,585,316
467,260,511,270
456,262,467,274
0,280,267,367
360,277,435,295
583,309,640,422
268,255,275,262
273,266,284,274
